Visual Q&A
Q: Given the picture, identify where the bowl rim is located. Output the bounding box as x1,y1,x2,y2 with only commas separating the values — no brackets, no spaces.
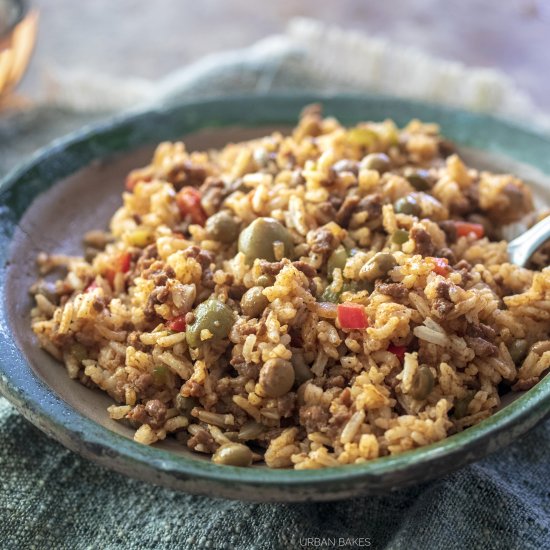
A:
1,92,549,500
0,0,29,41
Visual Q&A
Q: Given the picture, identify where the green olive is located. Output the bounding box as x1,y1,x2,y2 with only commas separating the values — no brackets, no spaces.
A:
292,358,313,385
360,252,397,281
241,286,269,318
175,394,197,415
153,366,169,385
332,159,359,175
405,169,431,191
212,443,253,467
394,195,421,216
186,298,235,348
71,343,88,362
238,217,294,264
259,358,295,398
360,153,391,173
508,339,528,364
348,127,377,147
205,211,240,244
453,391,476,419
392,229,409,245
327,245,348,279
410,366,434,400
256,274,275,287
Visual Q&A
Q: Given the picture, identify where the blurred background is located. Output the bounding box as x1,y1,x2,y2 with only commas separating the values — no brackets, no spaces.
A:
18,0,550,109
1,0,549,176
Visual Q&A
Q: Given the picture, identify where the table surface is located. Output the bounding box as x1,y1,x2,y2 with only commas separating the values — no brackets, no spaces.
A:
18,0,550,111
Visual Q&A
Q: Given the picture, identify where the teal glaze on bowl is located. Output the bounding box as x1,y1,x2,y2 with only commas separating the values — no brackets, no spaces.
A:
1,94,550,502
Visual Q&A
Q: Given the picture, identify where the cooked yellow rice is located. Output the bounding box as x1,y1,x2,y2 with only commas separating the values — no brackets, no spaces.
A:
30,105,550,469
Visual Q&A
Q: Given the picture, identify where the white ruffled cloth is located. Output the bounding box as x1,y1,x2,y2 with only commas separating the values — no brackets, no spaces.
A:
45,17,550,130
2,17,548,176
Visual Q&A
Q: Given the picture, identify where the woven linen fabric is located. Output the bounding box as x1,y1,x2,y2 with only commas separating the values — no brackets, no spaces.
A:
1,18,549,550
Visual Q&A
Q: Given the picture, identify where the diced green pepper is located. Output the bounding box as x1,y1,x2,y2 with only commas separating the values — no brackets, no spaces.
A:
327,245,348,280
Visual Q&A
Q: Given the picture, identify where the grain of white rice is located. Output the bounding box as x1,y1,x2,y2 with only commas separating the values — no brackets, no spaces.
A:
95,324,127,342
413,325,449,346
311,350,328,377
158,351,193,378
157,332,187,347
165,416,189,432
58,302,74,334
108,405,131,419
340,410,366,444
35,294,56,316
233,395,261,422
196,410,235,427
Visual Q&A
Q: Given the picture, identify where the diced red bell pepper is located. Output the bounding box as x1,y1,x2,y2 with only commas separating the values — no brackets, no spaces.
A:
105,252,132,287
105,270,116,287
388,344,406,362
118,251,132,273
431,257,449,276
455,221,484,239
168,315,186,332
176,186,207,226
337,302,369,330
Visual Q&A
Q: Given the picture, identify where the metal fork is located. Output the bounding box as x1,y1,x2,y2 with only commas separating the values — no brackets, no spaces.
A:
508,216,550,267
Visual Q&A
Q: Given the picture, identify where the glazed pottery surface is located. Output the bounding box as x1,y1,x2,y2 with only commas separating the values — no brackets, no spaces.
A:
1,94,549,501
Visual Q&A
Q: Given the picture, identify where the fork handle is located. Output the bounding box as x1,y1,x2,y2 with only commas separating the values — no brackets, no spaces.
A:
507,216,550,267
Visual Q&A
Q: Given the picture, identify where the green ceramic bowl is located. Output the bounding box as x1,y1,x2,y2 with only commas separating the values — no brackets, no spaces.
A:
1,94,549,502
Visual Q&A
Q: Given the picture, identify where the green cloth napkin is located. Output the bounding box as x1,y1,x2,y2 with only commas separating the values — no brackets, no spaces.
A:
1,18,549,549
